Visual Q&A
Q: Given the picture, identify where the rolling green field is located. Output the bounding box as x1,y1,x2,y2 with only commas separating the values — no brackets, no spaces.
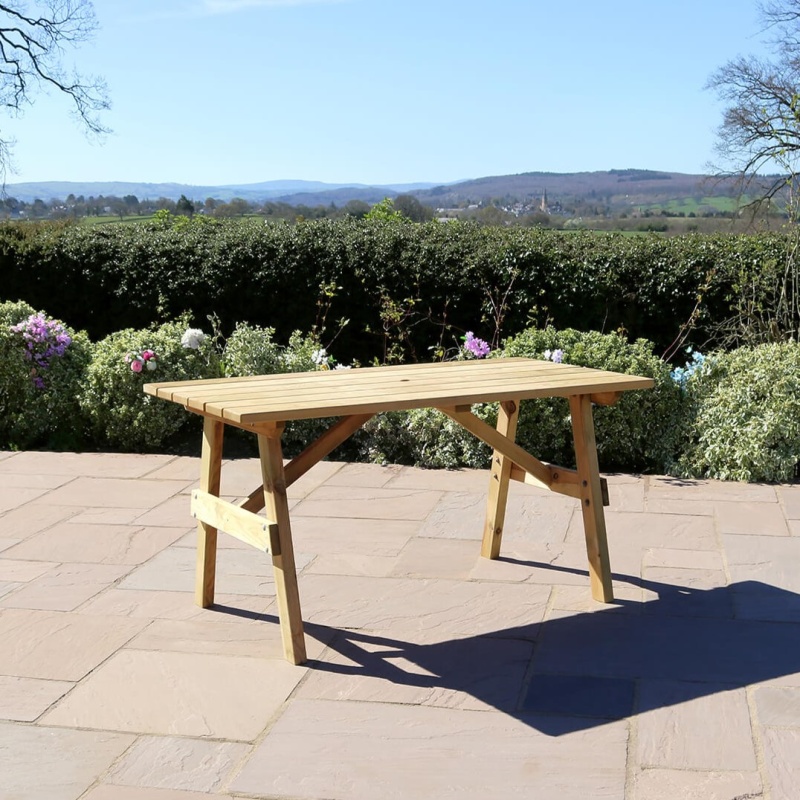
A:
644,195,758,214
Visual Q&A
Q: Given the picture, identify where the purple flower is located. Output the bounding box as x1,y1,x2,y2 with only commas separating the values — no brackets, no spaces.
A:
463,331,491,359
544,348,565,363
9,313,72,387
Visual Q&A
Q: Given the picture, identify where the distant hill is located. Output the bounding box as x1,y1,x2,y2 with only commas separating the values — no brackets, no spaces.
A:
413,169,757,209
2,169,776,211
1,179,441,204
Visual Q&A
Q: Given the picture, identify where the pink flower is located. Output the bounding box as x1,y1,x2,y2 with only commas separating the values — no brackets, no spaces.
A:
142,350,156,361
130,359,143,373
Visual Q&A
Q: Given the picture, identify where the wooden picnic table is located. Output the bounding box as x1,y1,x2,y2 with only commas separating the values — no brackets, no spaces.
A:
144,357,653,665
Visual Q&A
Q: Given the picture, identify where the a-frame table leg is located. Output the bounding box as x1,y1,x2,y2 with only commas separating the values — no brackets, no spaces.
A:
569,394,614,602
257,430,307,665
196,417,224,608
482,399,520,559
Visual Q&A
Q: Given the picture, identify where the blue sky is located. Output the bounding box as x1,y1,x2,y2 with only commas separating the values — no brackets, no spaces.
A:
3,0,770,186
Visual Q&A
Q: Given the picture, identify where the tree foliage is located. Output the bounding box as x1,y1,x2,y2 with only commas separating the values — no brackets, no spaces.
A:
0,0,109,180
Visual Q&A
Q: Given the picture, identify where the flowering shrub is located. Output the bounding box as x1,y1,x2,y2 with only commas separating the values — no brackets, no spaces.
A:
676,342,800,481
10,313,73,389
222,323,343,455
670,348,708,390
181,328,206,350
126,349,158,373
79,321,220,450
222,323,329,376
501,326,685,472
462,331,491,359
543,348,564,363
0,301,91,449
361,406,493,469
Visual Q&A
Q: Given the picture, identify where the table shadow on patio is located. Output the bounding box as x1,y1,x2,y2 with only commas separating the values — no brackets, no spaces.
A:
213,571,800,737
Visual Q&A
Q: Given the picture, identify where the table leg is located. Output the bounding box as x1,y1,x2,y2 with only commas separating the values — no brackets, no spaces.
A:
569,394,614,602
196,417,224,608
257,431,307,665
482,399,520,559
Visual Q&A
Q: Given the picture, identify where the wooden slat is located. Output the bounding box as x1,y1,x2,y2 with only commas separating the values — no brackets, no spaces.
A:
482,400,519,559
165,363,593,412
507,463,580,500
191,489,276,553
144,357,536,397
284,413,374,486
223,375,654,424
439,406,556,490
589,391,622,406
195,417,224,608
145,359,654,424
258,432,307,665
144,358,538,403
570,394,614,603
508,464,609,506
170,363,631,404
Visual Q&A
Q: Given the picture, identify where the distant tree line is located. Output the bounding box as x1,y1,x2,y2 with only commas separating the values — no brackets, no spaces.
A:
0,192,438,223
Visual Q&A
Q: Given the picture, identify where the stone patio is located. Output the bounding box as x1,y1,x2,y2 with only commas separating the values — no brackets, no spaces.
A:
0,449,799,799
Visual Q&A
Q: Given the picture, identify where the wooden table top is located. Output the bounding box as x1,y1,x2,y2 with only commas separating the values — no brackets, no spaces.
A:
144,358,654,424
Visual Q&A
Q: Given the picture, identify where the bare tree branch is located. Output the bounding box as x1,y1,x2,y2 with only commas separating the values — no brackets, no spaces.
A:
0,0,109,182
708,1,800,342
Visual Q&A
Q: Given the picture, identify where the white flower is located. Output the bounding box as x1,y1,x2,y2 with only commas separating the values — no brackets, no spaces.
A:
181,328,206,349
146,359,158,371
334,364,352,370
544,349,552,361
311,347,328,366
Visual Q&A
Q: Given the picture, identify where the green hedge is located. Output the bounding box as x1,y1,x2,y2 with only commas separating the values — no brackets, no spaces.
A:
1,218,795,365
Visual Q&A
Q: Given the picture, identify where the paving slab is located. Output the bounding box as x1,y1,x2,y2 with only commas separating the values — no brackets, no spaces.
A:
78,588,273,622
630,768,763,800
0,451,174,477
36,477,190,508
230,699,629,800
0,472,75,489
636,682,756,770
118,545,312,595
420,489,575,543
0,608,147,680
714,499,790,536
298,573,549,638
1,453,799,799
762,727,800,800
777,484,800,519
0,675,74,721
753,685,800,726
648,476,778,503
83,787,234,800
293,484,443,520
0,722,134,800
0,562,132,611
297,628,534,712
43,648,306,740
389,537,479,580
0,503,78,540
2,523,187,565
105,735,248,793
0,485,49,512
